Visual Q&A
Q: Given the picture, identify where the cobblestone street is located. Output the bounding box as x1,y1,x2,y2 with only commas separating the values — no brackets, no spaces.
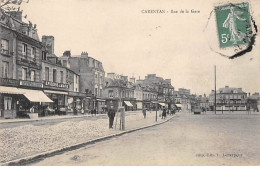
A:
30,113,260,166
0,110,168,164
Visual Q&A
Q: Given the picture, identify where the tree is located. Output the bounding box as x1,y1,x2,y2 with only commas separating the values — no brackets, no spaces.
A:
0,0,27,10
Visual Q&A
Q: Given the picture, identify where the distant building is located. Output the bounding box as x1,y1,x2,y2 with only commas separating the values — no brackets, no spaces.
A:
209,86,247,111
198,94,210,111
104,73,136,111
174,89,192,112
137,74,174,109
247,93,260,112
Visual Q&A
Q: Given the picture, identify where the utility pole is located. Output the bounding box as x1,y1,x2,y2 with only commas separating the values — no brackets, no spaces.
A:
214,65,217,114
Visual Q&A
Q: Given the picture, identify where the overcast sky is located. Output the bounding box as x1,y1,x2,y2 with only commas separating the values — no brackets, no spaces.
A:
20,0,260,95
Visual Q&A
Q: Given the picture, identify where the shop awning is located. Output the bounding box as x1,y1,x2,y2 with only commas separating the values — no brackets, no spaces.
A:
44,90,68,95
96,99,106,102
124,101,133,107
159,103,166,106
175,104,182,108
0,86,24,94
18,89,53,103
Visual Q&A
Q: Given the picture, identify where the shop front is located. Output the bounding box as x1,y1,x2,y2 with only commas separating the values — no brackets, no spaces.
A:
43,81,69,116
96,98,106,114
159,102,167,109
0,86,24,119
43,90,68,115
123,101,134,111
17,88,53,118
68,91,85,115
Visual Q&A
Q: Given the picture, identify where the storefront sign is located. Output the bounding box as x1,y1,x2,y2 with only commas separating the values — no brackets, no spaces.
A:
16,59,41,70
0,78,19,86
44,81,69,89
20,80,43,88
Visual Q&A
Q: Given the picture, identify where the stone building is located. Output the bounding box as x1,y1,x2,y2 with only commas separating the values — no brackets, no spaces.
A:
59,51,105,113
0,10,52,118
137,74,174,109
41,36,81,115
209,86,247,111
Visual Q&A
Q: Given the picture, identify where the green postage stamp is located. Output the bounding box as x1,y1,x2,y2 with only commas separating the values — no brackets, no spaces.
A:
215,2,252,48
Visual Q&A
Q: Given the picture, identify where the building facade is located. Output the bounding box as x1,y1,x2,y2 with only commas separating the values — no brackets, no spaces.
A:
0,10,53,118
41,36,82,116
59,51,106,113
209,86,247,111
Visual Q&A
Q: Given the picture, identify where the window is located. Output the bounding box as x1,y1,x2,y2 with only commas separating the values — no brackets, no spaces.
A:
53,69,57,82
100,89,102,97
95,88,98,96
45,67,49,81
100,76,103,84
30,70,35,81
4,97,12,110
1,39,9,54
22,43,27,57
60,71,64,83
63,60,67,67
109,90,114,98
95,74,98,83
22,67,27,80
42,51,47,60
31,47,36,59
2,61,9,78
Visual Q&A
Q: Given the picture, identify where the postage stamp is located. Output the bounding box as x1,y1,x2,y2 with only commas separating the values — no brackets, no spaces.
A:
214,2,253,48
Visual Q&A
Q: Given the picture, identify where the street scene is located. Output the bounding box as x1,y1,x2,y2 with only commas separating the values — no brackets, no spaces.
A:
0,0,260,166
30,113,260,166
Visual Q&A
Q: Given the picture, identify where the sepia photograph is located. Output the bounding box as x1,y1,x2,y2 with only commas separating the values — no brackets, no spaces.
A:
0,0,259,166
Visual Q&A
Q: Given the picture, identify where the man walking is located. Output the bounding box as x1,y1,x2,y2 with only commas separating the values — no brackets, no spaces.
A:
142,108,146,119
108,106,116,129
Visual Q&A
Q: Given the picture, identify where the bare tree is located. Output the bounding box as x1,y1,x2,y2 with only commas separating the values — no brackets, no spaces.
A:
0,0,28,11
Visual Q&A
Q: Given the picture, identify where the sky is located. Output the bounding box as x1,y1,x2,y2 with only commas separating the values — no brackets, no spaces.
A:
19,0,260,95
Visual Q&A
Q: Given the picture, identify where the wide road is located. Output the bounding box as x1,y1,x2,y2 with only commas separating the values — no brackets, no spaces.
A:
31,113,260,166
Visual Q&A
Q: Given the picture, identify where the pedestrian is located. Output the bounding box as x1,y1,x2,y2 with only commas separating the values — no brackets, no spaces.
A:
142,108,146,119
108,106,116,129
162,108,166,119
170,109,174,115
93,108,97,116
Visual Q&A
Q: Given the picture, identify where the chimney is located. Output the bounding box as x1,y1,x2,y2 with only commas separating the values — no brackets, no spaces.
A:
81,51,88,58
42,36,55,55
63,50,71,57
225,86,229,88
249,92,251,96
7,11,23,21
130,77,136,83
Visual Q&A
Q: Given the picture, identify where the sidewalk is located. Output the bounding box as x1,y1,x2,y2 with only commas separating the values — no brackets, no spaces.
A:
0,110,150,124
0,110,174,164
0,114,102,124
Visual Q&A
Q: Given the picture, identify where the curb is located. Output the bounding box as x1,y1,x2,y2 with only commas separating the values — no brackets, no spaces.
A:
0,116,175,166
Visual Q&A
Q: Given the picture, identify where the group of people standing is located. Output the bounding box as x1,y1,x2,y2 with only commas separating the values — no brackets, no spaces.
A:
161,108,176,119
